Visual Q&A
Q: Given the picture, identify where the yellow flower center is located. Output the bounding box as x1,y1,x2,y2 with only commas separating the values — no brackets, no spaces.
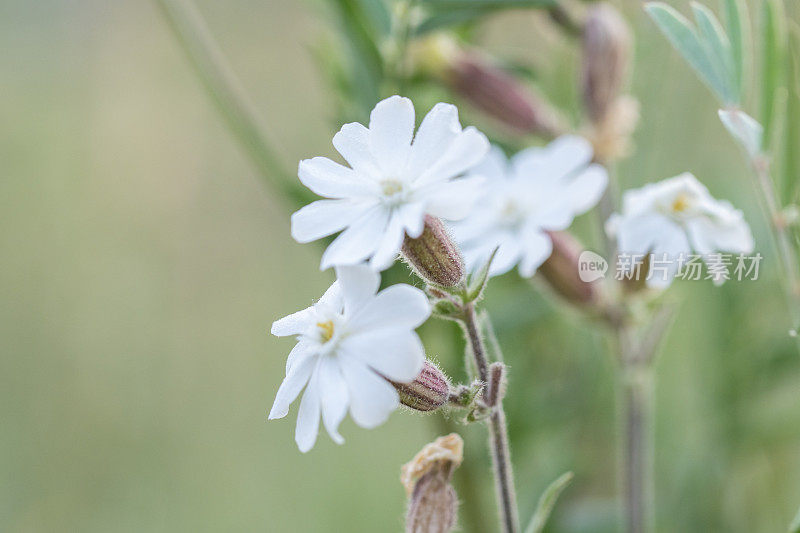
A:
317,320,335,343
671,193,691,213
381,179,404,196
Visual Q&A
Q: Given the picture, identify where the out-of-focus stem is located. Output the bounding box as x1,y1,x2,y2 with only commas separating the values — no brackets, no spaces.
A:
462,304,520,533
154,0,304,204
751,155,800,340
620,363,654,533
609,305,673,533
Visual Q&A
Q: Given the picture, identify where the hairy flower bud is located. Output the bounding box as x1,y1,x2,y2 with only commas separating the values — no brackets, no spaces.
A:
581,3,632,124
538,231,600,306
402,215,465,288
401,434,463,533
391,360,451,412
410,35,565,138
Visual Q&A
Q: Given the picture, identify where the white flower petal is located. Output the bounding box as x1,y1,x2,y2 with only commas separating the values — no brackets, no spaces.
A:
369,213,407,271
295,367,322,452
348,284,431,332
291,198,375,243
518,230,553,277
298,157,376,198
369,95,415,175
318,356,348,445
405,102,461,179
320,207,389,269
271,307,315,337
423,175,486,221
539,135,593,179
415,127,490,187
335,264,381,312
566,163,608,214
468,145,508,180
333,122,381,176
645,224,691,289
318,280,343,308
339,355,399,428
341,329,425,382
285,340,314,374
615,212,673,256
269,351,316,420
399,202,426,238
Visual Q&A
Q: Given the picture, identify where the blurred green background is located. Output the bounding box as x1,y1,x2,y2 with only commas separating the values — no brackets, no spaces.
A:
1,0,799,531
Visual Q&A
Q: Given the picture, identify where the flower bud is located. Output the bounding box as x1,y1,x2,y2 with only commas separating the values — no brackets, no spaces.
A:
401,434,463,533
538,231,600,306
410,35,565,138
402,215,465,288
391,360,452,412
581,3,632,124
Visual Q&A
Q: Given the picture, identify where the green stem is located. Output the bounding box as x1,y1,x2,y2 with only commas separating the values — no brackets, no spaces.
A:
153,0,305,205
463,303,520,533
751,155,800,343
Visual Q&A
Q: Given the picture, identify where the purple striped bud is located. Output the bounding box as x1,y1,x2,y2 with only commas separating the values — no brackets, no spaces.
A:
402,216,465,288
581,3,632,124
409,35,565,138
391,360,451,412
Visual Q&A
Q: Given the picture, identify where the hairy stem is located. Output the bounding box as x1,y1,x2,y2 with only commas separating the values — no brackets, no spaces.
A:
154,0,305,205
463,303,520,533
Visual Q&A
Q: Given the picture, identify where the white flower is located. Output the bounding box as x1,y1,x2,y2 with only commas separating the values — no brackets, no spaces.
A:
452,136,608,277
291,95,490,271
268,265,431,452
606,172,754,287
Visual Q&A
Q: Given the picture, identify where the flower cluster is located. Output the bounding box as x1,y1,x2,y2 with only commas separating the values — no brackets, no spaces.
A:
269,96,755,451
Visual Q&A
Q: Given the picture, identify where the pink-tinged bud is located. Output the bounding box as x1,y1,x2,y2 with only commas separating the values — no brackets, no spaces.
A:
401,434,463,533
409,35,565,138
538,231,600,306
581,3,632,124
448,52,566,137
402,216,465,288
391,360,451,412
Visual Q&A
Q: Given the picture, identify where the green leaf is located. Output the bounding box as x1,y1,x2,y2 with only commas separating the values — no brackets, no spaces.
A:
762,0,788,149
783,22,800,203
432,299,463,320
722,0,748,102
466,247,499,302
328,0,385,117
691,2,736,103
718,108,763,157
645,2,732,103
421,0,556,7
524,472,575,533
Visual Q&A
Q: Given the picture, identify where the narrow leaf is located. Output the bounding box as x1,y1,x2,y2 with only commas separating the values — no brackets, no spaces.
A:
783,23,800,203
524,472,575,533
467,247,499,302
691,2,736,103
762,0,787,149
718,108,763,157
421,0,556,7
645,2,730,103
722,0,749,101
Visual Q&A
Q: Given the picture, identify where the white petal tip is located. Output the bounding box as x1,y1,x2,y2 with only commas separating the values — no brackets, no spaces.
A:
268,408,287,420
